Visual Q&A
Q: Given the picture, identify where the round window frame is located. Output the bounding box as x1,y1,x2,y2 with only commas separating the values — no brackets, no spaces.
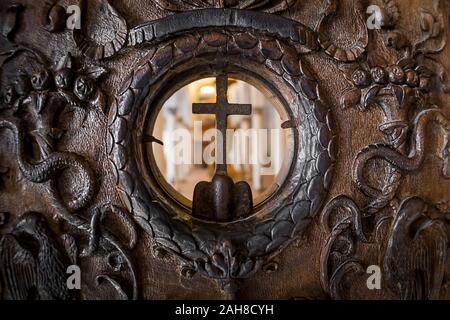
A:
108,25,336,284
144,68,296,215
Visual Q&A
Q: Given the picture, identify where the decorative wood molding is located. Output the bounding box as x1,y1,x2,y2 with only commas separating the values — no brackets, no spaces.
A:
0,0,448,300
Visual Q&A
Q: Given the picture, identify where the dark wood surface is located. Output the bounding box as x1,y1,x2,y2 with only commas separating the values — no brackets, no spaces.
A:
0,0,449,300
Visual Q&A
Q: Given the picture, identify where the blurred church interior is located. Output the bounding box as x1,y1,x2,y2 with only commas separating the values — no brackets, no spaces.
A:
150,78,288,205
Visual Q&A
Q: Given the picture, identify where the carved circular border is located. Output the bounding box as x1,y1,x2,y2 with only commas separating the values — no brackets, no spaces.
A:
108,24,336,284
141,63,297,213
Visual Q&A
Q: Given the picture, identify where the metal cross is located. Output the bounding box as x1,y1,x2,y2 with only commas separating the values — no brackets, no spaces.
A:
192,74,252,175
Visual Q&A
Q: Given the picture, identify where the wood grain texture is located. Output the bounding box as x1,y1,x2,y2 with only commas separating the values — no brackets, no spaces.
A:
0,0,448,300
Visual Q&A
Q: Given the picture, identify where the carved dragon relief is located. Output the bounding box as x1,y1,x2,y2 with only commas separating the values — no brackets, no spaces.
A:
0,0,448,300
320,0,450,299
316,0,369,62
0,8,139,299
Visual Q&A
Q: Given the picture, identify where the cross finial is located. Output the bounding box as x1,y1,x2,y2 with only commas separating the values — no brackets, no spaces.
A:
192,74,252,175
191,74,254,222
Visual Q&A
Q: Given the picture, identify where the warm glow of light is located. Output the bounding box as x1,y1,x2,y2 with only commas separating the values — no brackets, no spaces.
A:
200,85,215,96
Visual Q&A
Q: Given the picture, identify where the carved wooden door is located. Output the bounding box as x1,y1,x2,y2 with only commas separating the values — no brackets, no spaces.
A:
0,0,449,300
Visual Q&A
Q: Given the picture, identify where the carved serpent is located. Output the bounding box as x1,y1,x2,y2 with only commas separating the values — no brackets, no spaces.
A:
0,118,96,211
354,109,450,198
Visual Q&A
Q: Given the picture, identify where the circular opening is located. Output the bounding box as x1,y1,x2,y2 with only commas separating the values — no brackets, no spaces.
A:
145,75,294,214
